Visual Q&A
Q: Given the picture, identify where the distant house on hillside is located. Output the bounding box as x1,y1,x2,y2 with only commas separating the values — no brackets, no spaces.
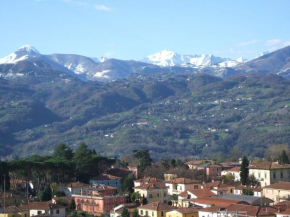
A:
90,174,122,189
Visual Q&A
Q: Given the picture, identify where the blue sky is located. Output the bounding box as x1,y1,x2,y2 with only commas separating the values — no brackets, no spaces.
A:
1,0,290,60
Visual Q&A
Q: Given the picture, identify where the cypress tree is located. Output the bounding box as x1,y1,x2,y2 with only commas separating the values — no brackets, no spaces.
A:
240,155,249,185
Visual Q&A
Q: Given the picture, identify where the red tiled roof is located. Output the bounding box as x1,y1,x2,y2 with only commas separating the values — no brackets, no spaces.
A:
66,182,89,188
226,167,240,172
235,185,263,192
169,207,201,214
166,178,200,184
134,182,167,190
263,181,290,190
249,162,290,170
134,177,164,183
199,206,225,213
91,173,121,181
225,204,259,216
20,202,65,211
276,208,290,215
138,201,173,211
2,206,27,213
193,197,248,206
186,189,216,198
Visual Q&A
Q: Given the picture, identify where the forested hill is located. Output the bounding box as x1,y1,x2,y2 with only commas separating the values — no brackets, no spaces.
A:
1,69,290,160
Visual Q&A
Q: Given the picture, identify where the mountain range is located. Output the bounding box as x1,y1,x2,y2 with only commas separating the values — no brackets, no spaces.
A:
1,45,275,82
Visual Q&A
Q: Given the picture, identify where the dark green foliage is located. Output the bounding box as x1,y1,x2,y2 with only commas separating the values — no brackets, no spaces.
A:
55,198,68,206
141,195,148,205
0,161,10,191
121,207,130,217
37,185,52,201
121,173,135,193
133,150,153,174
248,174,260,187
132,209,139,217
240,155,249,185
69,199,76,211
278,150,290,164
53,143,73,160
242,189,254,196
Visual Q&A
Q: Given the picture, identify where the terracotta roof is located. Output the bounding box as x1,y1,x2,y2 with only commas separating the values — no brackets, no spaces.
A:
169,207,201,214
199,206,225,213
186,189,217,198
276,208,290,215
134,177,164,183
91,173,121,181
249,162,290,170
208,164,223,168
204,181,222,188
225,204,259,216
20,202,65,210
166,178,201,184
134,182,167,190
192,197,248,206
2,206,27,213
225,167,240,172
138,201,173,211
263,181,290,190
235,185,263,192
185,160,205,165
66,182,89,188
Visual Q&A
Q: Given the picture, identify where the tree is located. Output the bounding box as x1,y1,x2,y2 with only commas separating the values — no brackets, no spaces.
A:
265,144,290,161
248,174,260,187
53,143,73,160
278,150,290,165
242,188,254,196
69,199,76,211
132,209,139,217
170,159,176,168
133,150,153,174
240,155,249,185
37,184,52,201
121,173,135,193
131,192,141,205
160,159,170,170
121,207,130,217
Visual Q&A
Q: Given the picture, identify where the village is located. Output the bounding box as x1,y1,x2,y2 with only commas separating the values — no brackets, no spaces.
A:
1,148,290,217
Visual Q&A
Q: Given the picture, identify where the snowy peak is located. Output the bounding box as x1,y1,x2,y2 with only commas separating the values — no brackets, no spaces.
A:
142,50,230,67
17,45,40,54
256,51,270,58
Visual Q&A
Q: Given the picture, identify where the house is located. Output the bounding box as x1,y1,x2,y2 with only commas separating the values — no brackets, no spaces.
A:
220,162,241,171
88,185,118,196
90,174,122,189
69,194,127,216
202,180,235,195
221,167,240,181
199,204,277,217
164,173,178,181
137,201,173,217
191,197,249,208
234,185,262,197
106,168,133,179
134,177,165,187
249,162,290,187
127,164,139,179
205,164,223,177
165,178,201,195
58,182,89,196
276,209,290,217
216,195,274,206
110,203,137,217
133,183,168,203
173,189,216,208
185,160,212,170
20,202,65,217
0,206,29,217
262,181,290,203
165,207,200,217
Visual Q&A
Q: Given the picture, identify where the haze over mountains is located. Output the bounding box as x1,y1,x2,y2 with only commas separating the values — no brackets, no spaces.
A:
3,45,287,82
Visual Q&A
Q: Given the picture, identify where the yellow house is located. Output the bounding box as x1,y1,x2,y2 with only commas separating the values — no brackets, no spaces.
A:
138,201,173,217
165,178,201,195
0,206,29,217
166,207,199,217
262,181,290,203
249,162,290,187
134,183,168,203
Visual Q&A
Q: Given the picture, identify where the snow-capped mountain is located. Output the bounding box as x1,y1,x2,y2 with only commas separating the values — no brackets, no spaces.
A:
256,51,270,58
0,45,40,64
142,50,243,67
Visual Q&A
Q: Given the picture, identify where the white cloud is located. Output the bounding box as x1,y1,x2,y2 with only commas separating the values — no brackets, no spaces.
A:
95,5,112,11
237,40,261,46
264,39,282,46
103,51,115,58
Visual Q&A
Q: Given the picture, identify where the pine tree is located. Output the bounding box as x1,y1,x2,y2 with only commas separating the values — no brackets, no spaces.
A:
132,209,139,217
121,207,130,217
278,150,290,165
240,155,249,185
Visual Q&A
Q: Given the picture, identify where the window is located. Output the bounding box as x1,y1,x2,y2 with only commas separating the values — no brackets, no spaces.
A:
141,210,143,215
164,193,166,197
146,211,148,216
258,173,261,178
152,212,154,216
161,211,164,217
265,172,267,178
157,193,160,198
116,182,118,186
180,186,182,190
25,214,27,217
37,211,42,215
274,172,276,179
149,194,153,198
56,210,59,214
281,172,284,178
51,210,53,214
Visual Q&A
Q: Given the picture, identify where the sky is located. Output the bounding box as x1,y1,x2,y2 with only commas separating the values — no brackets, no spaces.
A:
1,0,290,60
